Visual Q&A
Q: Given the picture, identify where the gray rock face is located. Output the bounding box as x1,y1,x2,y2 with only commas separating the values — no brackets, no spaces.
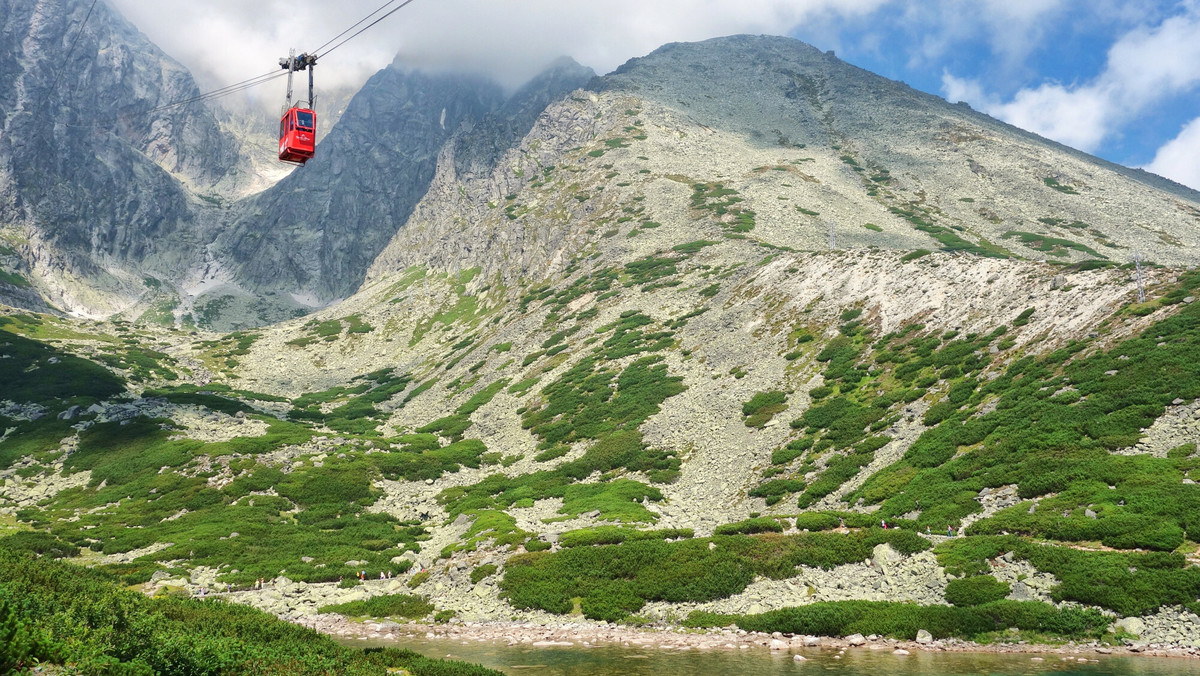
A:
452,57,595,178
208,59,592,321
0,0,238,312
214,68,506,307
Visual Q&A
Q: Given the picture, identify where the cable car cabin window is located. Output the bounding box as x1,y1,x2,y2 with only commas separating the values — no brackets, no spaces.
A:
295,110,315,131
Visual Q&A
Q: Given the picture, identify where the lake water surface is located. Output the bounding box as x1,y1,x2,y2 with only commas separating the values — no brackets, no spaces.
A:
345,635,1200,676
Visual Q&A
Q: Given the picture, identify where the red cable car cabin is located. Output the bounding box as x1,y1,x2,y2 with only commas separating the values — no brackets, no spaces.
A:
279,107,317,164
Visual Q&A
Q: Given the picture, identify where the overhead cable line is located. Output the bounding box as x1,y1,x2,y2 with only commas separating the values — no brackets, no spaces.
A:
310,0,403,55
133,0,420,114
146,70,287,113
315,0,419,58
52,0,99,90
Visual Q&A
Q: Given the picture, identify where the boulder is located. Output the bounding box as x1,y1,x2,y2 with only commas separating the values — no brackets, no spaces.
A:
1115,617,1144,636
915,629,933,644
871,543,901,571
846,633,867,646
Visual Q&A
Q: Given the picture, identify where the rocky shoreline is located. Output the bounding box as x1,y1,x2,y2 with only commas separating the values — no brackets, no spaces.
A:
301,614,1200,661
160,556,1200,660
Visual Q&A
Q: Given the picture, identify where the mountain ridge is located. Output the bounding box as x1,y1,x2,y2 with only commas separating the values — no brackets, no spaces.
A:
5,15,1200,657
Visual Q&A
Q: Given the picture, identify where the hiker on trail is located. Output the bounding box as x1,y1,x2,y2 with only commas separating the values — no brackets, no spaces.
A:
881,519,887,529
947,525,954,537
380,571,386,580
925,525,931,536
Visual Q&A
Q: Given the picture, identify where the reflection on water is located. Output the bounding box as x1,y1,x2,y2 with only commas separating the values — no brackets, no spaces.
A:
345,635,1200,676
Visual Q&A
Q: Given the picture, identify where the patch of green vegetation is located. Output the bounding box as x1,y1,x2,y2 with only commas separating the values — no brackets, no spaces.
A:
291,369,413,435
671,240,719,254
862,223,883,232
714,517,785,536
936,536,1200,616
1001,231,1104,258
345,314,374,334
0,268,29,287
195,294,235,327
196,331,262,371
944,575,1010,606
1044,177,1080,194
0,331,125,408
558,526,694,548
470,563,499,584
500,529,928,621
318,593,434,619
844,271,1200,585
742,391,788,428
683,600,1108,642
900,249,931,262
0,545,500,675
136,297,180,326
691,182,756,233
438,313,686,522
888,205,1009,258
409,269,487,346
507,376,541,396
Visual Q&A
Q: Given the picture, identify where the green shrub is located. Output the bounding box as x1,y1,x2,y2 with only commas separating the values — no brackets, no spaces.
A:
319,594,434,619
944,575,1010,606
470,564,499,584
714,518,784,536
0,549,502,675
792,513,841,532
720,600,1107,641
742,391,788,428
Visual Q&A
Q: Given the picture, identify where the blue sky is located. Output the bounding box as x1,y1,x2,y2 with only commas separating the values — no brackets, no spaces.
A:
790,0,1200,189
113,0,1200,191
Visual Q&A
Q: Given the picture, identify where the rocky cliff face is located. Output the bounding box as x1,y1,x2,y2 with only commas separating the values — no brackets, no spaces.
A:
0,0,239,314
199,61,595,328
5,21,1200,328
213,68,504,307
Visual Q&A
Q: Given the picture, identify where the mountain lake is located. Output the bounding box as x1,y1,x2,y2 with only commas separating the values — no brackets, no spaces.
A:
341,635,1200,675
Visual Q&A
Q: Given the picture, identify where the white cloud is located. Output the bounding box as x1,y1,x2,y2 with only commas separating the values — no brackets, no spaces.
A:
992,83,1113,151
889,0,1066,70
107,0,890,99
1145,117,1200,190
941,4,1200,153
941,72,995,108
